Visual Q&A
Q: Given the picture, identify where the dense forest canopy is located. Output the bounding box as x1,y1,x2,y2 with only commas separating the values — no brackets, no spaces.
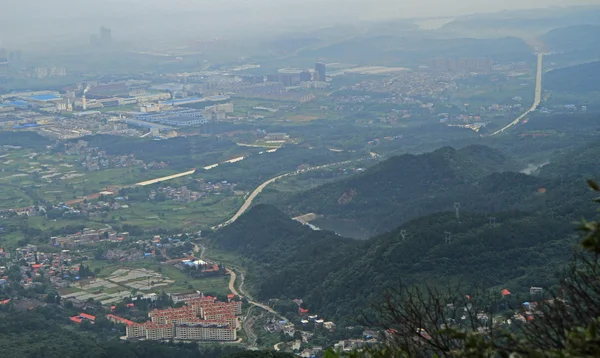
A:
212,141,600,322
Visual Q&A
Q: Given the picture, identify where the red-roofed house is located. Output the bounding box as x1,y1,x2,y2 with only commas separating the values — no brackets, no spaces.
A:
106,314,135,326
31,264,42,272
79,313,96,321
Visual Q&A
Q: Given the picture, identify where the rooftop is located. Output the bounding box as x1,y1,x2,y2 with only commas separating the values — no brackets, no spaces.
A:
26,94,62,102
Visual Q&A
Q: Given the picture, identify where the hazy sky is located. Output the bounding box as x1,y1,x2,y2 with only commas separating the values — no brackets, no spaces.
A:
0,0,597,48
3,0,596,18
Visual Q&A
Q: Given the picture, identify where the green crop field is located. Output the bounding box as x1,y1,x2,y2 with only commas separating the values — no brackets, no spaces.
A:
111,196,242,230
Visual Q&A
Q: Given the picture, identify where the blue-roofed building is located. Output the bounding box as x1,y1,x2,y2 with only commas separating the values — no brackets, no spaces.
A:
26,93,62,102
0,100,29,108
12,123,41,129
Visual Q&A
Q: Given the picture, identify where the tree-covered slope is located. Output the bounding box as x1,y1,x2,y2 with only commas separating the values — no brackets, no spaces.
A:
539,139,600,179
0,131,53,150
211,204,360,300
541,25,600,53
281,145,519,234
211,141,600,322
211,202,589,322
544,60,600,93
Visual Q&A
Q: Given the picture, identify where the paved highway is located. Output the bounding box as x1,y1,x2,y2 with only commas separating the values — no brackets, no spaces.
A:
219,173,291,228
135,169,197,186
491,53,543,136
216,159,358,229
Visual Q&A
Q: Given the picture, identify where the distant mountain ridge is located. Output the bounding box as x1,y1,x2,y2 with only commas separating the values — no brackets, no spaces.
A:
541,25,600,53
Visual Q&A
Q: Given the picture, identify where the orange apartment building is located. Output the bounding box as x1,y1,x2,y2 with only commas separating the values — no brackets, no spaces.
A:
121,297,241,341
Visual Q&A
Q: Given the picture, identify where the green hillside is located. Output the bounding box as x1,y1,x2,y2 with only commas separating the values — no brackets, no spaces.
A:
211,203,584,322
280,145,520,234
541,25,600,53
211,142,600,322
544,60,600,93
211,204,359,300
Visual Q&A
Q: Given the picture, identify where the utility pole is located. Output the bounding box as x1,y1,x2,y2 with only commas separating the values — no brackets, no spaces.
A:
454,202,461,222
444,231,452,245
400,230,407,240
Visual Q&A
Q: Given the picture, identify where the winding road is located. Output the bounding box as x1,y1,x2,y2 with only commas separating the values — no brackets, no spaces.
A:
216,159,359,229
491,53,544,136
218,173,291,228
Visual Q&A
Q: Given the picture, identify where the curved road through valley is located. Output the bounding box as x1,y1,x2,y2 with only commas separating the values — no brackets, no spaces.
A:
217,159,358,229
227,269,286,319
491,53,544,136
219,173,291,228
195,157,369,341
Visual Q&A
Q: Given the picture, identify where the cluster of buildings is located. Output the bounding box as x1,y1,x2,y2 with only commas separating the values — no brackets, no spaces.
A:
0,48,67,80
264,318,296,337
64,140,161,171
0,48,21,76
60,198,128,218
122,294,241,341
150,185,203,203
135,108,208,127
49,228,128,249
148,181,238,203
427,57,494,73
343,71,459,97
33,66,68,79
5,244,92,290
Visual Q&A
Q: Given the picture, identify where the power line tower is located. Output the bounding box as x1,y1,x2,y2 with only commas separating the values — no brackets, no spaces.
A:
400,230,407,240
444,231,452,245
489,217,496,228
454,202,461,222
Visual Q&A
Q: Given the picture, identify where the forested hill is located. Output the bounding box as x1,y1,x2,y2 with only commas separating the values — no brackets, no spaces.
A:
305,209,580,320
211,204,360,300
209,141,600,322
0,131,52,150
544,61,600,93
539,139,600,179
211,205,583,322
280,145,519,234
541,25,600,53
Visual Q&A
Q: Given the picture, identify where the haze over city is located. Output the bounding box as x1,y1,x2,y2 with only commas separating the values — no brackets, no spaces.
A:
1,0,598,48
1,0,600,357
